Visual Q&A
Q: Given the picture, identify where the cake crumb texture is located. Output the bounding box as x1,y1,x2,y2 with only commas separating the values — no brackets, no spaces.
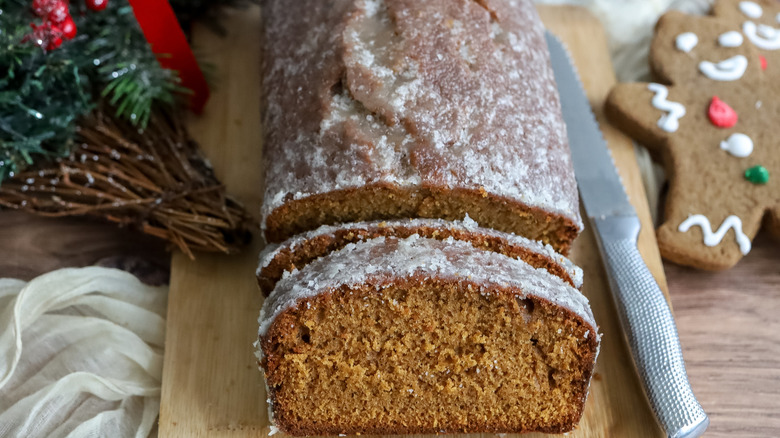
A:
263,280,598,435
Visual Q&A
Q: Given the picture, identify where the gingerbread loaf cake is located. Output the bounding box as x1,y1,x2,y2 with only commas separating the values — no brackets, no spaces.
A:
259,0,582,253
257,216,583,295
256,235,599,435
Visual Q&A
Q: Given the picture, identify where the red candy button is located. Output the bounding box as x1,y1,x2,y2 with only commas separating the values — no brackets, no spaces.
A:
759,55,767,70
708,96,738,128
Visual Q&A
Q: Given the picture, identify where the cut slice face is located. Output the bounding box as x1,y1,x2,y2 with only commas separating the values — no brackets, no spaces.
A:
257,235,599,436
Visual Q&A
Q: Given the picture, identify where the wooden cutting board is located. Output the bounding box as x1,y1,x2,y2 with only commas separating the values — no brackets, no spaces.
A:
159,5,669,437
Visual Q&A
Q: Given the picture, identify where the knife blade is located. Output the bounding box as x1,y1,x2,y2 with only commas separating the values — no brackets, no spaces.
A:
545,31,709,438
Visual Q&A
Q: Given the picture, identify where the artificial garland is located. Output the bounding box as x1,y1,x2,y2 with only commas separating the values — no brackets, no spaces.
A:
0,0,254,256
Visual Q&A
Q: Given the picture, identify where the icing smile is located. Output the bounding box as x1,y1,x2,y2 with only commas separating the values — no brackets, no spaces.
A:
743,21,780,50
699,55,748,81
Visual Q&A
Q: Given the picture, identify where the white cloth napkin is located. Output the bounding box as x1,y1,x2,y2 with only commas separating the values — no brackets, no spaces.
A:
0,268,167,438
538,0,713,81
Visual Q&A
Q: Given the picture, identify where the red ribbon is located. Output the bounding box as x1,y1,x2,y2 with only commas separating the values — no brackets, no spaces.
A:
128,0,210,113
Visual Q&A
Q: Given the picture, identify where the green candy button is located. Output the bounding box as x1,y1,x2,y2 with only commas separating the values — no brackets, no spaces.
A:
745,165,770,185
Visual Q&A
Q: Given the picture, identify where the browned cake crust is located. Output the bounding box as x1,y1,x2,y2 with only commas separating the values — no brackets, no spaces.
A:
259,0,583,252
257,236,599,435
257,218,583,296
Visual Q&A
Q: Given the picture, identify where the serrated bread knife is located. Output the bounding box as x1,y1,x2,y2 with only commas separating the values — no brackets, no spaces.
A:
545,32,709,438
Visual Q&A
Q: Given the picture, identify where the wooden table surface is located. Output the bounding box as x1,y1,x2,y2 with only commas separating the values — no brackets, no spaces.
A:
664,232,780,437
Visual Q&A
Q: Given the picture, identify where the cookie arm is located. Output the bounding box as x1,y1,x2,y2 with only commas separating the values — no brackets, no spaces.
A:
605,83,679,156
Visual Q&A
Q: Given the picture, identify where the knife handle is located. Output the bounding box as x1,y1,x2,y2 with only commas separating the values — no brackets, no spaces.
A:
593,216,709,438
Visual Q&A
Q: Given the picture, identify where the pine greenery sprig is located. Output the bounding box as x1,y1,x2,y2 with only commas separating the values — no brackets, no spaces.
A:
0,0,183,181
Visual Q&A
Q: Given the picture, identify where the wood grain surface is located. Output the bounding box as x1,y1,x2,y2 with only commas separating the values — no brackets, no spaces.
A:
0,211,169,284
0,4,777,438
665,233,780,438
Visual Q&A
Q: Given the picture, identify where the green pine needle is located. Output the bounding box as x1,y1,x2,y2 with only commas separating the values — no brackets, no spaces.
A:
0,0,184,181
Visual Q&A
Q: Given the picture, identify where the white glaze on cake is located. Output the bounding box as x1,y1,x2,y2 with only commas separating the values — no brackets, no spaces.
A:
259,0,582,233
257,235,596,338
257,216,584,289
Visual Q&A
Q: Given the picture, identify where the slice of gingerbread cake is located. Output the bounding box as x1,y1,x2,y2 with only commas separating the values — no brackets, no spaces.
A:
257,216,583,296
256,235,600,435
259,0,582,253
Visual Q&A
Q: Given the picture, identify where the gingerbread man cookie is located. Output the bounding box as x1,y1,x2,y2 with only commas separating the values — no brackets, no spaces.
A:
606,0,780,270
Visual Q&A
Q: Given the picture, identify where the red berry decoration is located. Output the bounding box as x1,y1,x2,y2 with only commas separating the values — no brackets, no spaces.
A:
47,33,63,51
759,55,767,71
708,96,738,128
25,21,64,51
31,0,58,16
48,1,69,23
86,0,108,11
26,22,50,47
60,16,77,40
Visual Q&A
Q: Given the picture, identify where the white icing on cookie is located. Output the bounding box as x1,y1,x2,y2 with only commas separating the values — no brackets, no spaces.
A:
720,133,754,157
743,21,780,50
699,55,748,81
647,83,686,132
675,32,698,52
739,1,763,19
679,215,752,255
718,31,744,47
